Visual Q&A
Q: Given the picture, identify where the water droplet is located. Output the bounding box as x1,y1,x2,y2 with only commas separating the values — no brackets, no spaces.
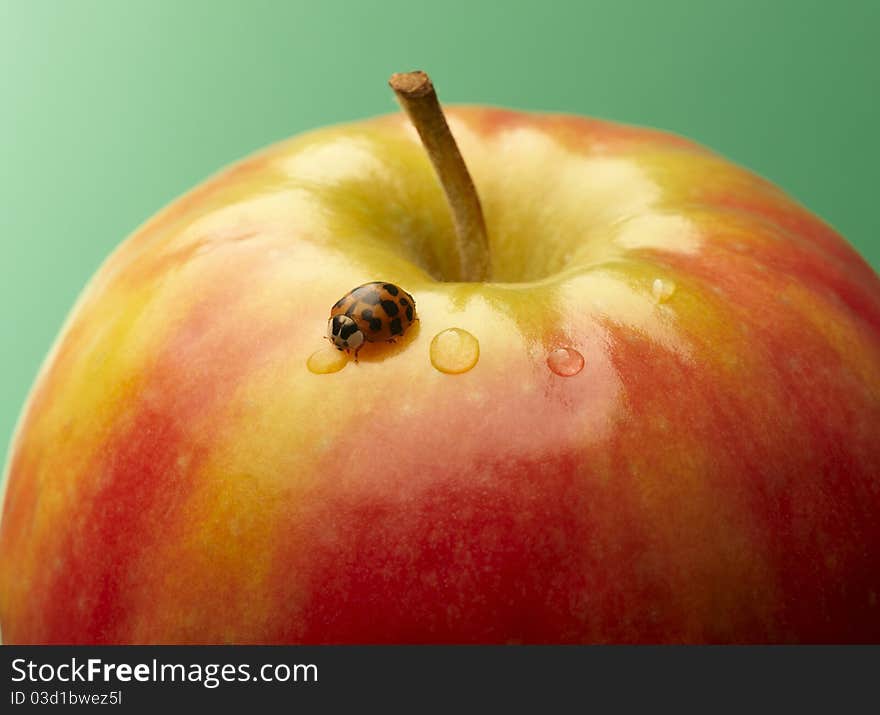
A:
307,346,348,374
547,347,584,377
652,278,676,303
430,328,479,374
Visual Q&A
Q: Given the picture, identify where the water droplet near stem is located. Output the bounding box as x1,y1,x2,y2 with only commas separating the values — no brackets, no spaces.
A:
652,278,676,303
430,328,479,374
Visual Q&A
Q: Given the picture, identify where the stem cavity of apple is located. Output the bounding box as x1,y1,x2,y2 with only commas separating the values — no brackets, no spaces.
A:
389,71,490,283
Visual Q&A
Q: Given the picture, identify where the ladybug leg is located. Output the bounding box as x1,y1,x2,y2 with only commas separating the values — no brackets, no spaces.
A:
386,338,397,344
353,345,362,363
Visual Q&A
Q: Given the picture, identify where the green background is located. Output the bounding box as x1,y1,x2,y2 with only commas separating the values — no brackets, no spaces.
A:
1,0,878,461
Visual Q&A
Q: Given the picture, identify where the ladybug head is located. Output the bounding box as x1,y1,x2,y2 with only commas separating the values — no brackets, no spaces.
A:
327,314,364,352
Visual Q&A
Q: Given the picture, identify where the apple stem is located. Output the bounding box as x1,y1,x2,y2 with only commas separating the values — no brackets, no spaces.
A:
389,71,490,282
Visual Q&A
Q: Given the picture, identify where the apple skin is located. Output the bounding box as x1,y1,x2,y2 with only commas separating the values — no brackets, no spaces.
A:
1,107,880,644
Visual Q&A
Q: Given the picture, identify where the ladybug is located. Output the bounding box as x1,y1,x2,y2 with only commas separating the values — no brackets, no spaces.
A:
327,281,417,359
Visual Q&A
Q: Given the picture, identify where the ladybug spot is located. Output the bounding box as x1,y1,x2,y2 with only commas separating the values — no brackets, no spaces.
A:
381,299,399,317
390,317,403,335
361,308,374,320
383,284,400,296
369,318,382,332
406,306,413,322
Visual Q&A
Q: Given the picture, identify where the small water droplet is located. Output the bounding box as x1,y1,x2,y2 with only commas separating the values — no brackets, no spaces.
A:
652,278,676,303
307,346,348,374
547,347,585,377
430,328,479,374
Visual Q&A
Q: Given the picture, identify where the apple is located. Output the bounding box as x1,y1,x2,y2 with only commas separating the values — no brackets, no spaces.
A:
1,72,879,644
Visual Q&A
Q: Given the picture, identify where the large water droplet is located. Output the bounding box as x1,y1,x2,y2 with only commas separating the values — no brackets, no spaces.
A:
652,278,676,303
429,328,479,374
307,346,348,374
547,347,584,377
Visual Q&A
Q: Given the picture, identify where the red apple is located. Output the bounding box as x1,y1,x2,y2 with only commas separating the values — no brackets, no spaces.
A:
1,73,879,643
